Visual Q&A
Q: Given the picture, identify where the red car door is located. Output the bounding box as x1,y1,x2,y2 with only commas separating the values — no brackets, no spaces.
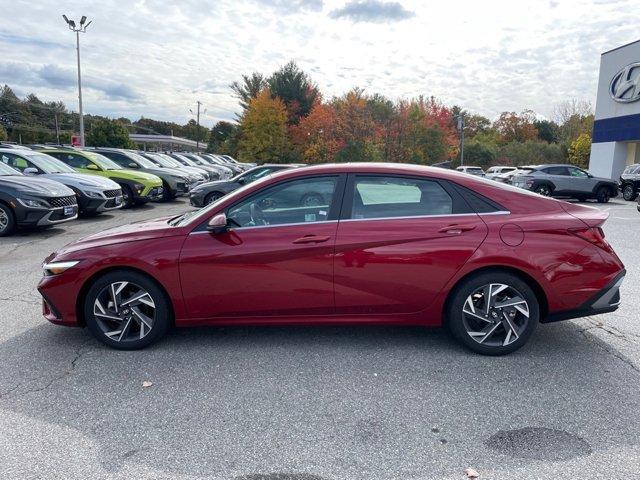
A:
179,175,344,319
333,174,488,315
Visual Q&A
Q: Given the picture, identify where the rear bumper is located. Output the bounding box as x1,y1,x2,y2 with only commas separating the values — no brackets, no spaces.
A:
543,270,625,323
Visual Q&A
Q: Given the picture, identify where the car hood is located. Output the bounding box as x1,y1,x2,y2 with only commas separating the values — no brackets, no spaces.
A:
143,167,189,179
44,173,121,190
110,170,162,184
54,216,182,255
192,179,236,192
0,175,74,196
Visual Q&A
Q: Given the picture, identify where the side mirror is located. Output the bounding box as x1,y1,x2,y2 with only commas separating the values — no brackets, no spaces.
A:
128,162,139,169
237,177,246,185
86,163,99,170
207,213,228,234
23,167,38,175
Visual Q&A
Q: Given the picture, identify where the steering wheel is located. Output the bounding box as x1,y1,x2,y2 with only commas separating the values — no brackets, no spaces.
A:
249,202,268,226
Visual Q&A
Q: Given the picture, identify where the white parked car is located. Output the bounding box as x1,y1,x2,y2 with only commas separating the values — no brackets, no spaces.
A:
486,166,517,180
456,166,485,177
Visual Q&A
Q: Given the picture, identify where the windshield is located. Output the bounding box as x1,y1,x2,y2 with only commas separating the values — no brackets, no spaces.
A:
0,162,21,176
146,153,175,168
126,151,158,169
25,153,76,173
85,151,123,170
185,154,206,165
174,154,198,166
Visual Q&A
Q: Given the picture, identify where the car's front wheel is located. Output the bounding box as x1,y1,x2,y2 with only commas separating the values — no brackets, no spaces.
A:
121,185,135,208
205,191,224,205
622,184,637,201
596,186,611,203
446,271,539,355
84,270,171,350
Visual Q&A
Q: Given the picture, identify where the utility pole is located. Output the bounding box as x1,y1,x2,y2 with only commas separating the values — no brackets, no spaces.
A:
456,115,465,166
190,101,206,151
54,111,60,144
62,15,91,147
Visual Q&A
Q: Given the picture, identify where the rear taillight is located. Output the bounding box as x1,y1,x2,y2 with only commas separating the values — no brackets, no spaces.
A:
568,227,611,251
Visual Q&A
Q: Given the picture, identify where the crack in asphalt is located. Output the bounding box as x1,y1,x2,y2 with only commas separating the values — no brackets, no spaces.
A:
0,340,93,400
579,321,640,374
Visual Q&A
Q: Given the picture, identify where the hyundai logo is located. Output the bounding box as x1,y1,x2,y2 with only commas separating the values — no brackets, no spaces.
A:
610,62,640,103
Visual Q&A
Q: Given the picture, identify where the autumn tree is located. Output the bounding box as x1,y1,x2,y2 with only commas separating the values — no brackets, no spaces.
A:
0,125,7,141
238,89,289,163
493,110,538,144
290,103,342,163
568,133,591,169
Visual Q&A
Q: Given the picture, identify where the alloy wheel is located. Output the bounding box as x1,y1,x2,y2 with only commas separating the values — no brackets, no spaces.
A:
0,209,8,233
623,185,635,201
535,185,550,196
462,283,530,347
93,281,156,342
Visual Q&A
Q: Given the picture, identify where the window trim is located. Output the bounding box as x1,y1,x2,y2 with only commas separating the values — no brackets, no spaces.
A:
340,173,472,221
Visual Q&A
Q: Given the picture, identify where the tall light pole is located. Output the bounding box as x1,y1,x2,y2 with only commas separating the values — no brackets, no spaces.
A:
190,101,206,151
456,115,465,166
62,14,91,147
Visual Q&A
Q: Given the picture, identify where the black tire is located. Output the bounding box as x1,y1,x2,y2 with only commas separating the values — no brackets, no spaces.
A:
596,186,611,203
84,270,171,350
161,181,173,202
0,202,16,237
575,195,587,202
300,192,324,207
121,185,135,208
534,184,551,197
205,191,224,205
445,271,539,355
622,184,637,201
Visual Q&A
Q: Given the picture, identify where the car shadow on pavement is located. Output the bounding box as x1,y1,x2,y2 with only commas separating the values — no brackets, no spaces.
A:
0,321,638,479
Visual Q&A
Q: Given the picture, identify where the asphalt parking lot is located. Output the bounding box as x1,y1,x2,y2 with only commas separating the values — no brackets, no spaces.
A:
0,198,639,480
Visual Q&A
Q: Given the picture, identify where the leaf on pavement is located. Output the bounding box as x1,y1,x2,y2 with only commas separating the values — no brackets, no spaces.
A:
464,467,479,478
142,381,153,388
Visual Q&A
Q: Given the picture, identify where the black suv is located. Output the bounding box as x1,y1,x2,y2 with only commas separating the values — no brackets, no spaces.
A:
619,164,640,201
511,164,618,203
0,162,78,236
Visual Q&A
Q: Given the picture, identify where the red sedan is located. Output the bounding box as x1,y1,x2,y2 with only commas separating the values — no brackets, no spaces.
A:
38,163,625,355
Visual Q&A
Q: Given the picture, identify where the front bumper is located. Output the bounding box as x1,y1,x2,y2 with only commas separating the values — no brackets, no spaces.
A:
543,270,625,323
78,191,124,213
137,185,164,202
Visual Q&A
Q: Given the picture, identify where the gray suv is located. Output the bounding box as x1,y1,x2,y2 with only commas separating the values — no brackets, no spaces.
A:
512,164,618,203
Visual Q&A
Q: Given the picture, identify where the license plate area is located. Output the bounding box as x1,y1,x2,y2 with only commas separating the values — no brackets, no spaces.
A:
63,205,76,216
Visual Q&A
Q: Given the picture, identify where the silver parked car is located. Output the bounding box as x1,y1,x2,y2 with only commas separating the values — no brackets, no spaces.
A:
486,166,517,180
511,164,618,203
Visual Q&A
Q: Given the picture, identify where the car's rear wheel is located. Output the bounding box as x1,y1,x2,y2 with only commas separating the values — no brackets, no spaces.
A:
534,184,551,196
622,184,637,201
205,191,224,205
84,270,171,350
446,271,539,355
596,186,611,203
0,202,16,237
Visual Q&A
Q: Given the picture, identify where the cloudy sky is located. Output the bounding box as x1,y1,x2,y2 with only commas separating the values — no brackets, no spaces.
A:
1,0,638,128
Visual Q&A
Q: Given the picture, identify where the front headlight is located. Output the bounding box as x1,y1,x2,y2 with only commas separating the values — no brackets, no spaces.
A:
133,183,144,194
17,197,50,209
82,190,103,199
43,260,80,276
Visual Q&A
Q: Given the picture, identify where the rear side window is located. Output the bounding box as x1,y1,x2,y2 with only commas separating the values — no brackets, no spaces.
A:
542,166,569,175
350,176,453,219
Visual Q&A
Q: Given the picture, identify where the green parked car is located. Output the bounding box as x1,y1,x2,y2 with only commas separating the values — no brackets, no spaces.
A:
41,148,163,208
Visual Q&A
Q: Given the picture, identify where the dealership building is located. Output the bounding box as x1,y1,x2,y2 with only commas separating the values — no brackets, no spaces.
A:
589,39,640,179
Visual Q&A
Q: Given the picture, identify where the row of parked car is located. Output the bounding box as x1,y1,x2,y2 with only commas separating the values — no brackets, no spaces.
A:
0,143,255,236
456,164,620,203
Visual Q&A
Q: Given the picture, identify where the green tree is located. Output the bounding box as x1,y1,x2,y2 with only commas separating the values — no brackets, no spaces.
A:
464,139,498,169
230,72,266,111
86,119,133,148
0,125,7,141
568,133,591,169
533,119,559,143
238,90,289,163
267,61,319,125
206,121,238,153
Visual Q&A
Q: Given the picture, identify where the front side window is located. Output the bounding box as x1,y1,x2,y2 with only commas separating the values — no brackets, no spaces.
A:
227,176,338,228
48,152,93,169
350,176,453,219
543,166,569,176
0,153,35,172
568,167,588,178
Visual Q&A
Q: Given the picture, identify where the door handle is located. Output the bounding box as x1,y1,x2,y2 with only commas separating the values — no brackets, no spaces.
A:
292,235,331,244
438,224,477,235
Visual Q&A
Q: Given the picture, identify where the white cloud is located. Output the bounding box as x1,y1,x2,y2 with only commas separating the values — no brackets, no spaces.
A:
0,0,638,125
